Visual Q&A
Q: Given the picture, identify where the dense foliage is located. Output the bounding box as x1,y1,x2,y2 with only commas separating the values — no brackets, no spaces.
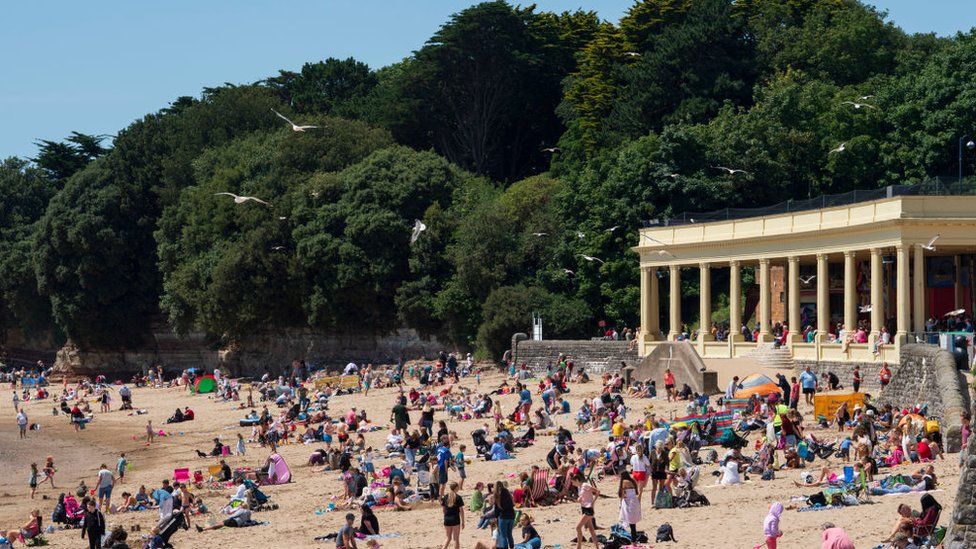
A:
5,0,976,357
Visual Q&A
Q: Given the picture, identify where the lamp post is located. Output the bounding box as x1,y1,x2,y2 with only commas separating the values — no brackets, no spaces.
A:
960,135,976,182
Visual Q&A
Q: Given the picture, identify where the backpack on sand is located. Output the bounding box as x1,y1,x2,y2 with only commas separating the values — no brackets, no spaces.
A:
656,523,676,542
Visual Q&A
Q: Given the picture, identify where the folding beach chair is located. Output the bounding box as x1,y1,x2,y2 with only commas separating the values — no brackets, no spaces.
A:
529,468,553,506
842,466,854,484
208,465,223,479
173,468,190,484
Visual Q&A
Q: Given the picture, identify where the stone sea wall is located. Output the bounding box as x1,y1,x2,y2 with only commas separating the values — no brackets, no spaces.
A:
511,335,638,375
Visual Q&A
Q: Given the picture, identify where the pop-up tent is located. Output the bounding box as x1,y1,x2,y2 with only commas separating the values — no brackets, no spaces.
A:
733,373,780,399
194,374,216,394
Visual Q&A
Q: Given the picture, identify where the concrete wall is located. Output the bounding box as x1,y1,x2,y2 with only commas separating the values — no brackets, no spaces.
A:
793,359,893,396
634,341,720,394
511,337,638,376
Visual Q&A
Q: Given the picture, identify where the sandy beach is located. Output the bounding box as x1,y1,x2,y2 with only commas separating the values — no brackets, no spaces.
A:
1,365,959,548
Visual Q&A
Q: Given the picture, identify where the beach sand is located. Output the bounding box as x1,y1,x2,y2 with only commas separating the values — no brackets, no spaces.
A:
0,366,959,548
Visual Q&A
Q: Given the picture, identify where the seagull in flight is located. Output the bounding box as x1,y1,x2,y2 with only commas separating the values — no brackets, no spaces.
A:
214,192,270,206
624,51,642,57
921,234,940,251
799,275,816,284
841,101,878,110
576,231,585,240
859,304,872,313
858,95,875,101
563,269,575,276
272,108,320,132
410,220,427,244
606,226,620,233
713,166,749,175
577,254,605,264
667,173,680,178
271,246,286,251
531,232,548,237
829,143,846,154
541,147,561,153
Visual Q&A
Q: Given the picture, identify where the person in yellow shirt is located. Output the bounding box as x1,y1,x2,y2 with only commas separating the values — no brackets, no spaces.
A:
611,418,625,437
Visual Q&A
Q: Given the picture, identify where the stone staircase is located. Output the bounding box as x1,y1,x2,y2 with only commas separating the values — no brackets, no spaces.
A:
511,337,638,375
746,343,796,370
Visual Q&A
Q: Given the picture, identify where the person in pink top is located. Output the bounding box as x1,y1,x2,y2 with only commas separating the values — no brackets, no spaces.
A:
763,502,784,549
820,523,854,549
574,472,599,549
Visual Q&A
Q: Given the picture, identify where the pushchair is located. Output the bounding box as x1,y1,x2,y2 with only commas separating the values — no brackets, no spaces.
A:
146,511,187,549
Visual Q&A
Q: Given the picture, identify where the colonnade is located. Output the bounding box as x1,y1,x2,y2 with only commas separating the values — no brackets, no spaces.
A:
639,244,935,349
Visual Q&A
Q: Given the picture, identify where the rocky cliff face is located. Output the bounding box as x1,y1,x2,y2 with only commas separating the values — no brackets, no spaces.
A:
51,325,446,379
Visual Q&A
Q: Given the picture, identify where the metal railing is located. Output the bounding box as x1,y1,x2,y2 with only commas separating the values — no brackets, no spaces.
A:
646,177,976,227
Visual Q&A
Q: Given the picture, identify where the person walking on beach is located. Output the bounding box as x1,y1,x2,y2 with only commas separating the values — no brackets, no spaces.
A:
41,456,56,489
440,481,464,549
116,453,127,483
574,472,599,549
96,463,115,512
763,501,784,549
28,463,38,499
81,498,106,549
494,481,516,549
146,420,155,444
16,408,28,439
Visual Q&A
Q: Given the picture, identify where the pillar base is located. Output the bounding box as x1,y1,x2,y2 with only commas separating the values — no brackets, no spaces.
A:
698,333,715,343
787,334,801,346
757,332,773,343
667,331,680,341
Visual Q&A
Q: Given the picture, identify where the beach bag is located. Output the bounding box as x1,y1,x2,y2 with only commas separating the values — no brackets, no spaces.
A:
654,489,673,509
655,523,676,542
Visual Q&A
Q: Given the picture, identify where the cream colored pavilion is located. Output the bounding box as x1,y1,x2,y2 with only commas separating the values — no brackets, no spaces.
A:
634,193,976,363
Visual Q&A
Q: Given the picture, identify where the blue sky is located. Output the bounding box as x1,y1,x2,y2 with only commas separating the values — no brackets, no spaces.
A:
2,1,974,159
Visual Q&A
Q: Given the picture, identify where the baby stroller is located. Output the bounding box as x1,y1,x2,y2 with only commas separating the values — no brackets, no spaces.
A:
717,429,748,450
146,511,187,549
472,429,491,459
672,466,709,508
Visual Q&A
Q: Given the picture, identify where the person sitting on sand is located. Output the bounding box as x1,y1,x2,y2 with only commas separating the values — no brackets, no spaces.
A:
5,509,42,545
793,466,838,487
196,502,252,533
883,504,915,543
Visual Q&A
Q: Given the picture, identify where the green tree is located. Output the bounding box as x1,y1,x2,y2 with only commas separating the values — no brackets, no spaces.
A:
265,57,377,115
32,131,110,181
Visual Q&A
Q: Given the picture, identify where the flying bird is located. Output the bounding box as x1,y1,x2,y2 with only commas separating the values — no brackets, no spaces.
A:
531,232,548,237
841,101,878,110
799,275,816,284
541,147,561,153
271,246,286,251
563,269,575,276
278,216,288,220
272,108,320,131
829,143,846,154
859,304,872,313
576,231,586,240
577,254,605,264
214,192,270,206
713,166,749,175
922,234,940,251
624,51,642,57
667,173,680,178
410,220,427,244
606,226,620,233
858,95,875,101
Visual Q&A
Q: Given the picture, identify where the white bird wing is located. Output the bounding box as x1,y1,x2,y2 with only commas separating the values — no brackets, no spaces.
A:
242,196,270,206
714,166,733,173
606,226,620,232
577,231,585,239
829,143,846,154
925,234,940,248
410,220,427,244
563,269,574,275
272,108,297,127
296,125,320,130
214,192,239,199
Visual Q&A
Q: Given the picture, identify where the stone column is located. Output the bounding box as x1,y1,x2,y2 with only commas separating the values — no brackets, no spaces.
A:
788,256,801,345
816,253,830,342
844,251,857,336
668,265,681,340
729,260,742,343
869,248,885,347
759,259,772,342
896,244,909,343
699,263,713,342
645,267,661,341
955,255,964,309
914,245,926,335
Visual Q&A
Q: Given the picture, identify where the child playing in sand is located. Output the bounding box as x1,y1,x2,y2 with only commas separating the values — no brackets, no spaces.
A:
28,463,38,499
41,456,56,489
237,433,246,456
117,453,127,483
456,445,467,490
